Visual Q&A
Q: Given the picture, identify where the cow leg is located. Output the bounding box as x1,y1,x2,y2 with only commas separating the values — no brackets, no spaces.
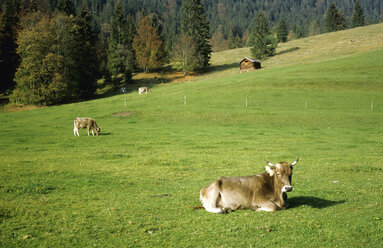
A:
252,195,280,212
74,127,79,136
254,201,279,212
200,181,225,214
91,129,95,136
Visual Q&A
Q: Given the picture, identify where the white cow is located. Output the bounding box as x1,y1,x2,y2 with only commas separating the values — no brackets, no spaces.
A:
138,87,151,95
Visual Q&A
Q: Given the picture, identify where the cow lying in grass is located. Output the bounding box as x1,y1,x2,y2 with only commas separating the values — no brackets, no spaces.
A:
73,117,100,136
200,158,299,214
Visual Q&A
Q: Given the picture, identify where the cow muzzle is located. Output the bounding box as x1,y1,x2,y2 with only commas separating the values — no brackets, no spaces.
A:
282,185,293,192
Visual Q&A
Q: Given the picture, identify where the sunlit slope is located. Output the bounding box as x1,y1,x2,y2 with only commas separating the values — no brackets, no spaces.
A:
209,23,383,78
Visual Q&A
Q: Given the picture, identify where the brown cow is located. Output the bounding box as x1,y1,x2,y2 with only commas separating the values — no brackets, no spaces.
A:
199,158,299,214
73,117,100,136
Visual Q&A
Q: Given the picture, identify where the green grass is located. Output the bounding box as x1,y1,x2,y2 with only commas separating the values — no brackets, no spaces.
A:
1,24,383,247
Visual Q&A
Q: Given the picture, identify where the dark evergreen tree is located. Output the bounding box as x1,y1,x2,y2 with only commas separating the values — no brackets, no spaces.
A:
55,4,99,100
163,0,179,58
325,2,346,32
125,14,137,71
107,1,135,89
56,0,75,16
250,12,276,59
325,3,339,32
337,10,347,30
71,5,99,98
276,18,288,43
0,0,20,93
181,0,211,70
352,1,366,28
28,0,40,12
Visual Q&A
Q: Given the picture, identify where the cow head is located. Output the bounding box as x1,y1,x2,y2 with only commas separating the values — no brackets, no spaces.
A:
93,123,100,136
265,158,299,192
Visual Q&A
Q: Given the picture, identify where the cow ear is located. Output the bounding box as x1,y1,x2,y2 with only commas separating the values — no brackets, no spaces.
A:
266,166,275,176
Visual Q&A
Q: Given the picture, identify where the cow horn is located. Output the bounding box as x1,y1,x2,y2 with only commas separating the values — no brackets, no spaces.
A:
291,158,299,166
265,159,274,166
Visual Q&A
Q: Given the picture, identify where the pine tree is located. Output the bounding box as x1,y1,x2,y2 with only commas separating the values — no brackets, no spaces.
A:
0,0,20,93
133,15,165,72
276,18,288,43
352,1,366,28
325,3,339,32
126,15,137,72
107,1,135,89
337,11,347,30
56,0,75,16
163,0,179,59
250,12,276,59
325,3,346,32
71,6,99,98
181,0,211,70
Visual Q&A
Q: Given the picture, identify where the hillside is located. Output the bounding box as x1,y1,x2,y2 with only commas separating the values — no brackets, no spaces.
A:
207,23,383,77
0,22,382,247
137,23,383,87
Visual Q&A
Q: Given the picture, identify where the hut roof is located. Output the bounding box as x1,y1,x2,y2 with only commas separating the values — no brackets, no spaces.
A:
239,57,262,65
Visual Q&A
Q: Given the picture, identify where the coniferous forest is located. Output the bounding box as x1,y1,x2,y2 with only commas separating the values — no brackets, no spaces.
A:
0,0,382,105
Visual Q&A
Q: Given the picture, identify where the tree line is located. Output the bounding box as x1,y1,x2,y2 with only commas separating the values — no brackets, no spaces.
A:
0,0,211,105
0,0,376,106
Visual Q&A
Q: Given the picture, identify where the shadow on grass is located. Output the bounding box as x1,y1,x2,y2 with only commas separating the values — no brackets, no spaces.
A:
288,196,345,209
99,132,111,136
208,62,238,73
276,46,300,56
0,95,9,106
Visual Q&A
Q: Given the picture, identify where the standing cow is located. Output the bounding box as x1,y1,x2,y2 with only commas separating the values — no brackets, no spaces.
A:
138,87,151,95
73,117,100,136
200,158,299,214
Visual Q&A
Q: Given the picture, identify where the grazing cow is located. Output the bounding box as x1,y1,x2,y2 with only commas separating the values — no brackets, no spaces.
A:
138,87,151,95
73,117,100,136
200,158,299,214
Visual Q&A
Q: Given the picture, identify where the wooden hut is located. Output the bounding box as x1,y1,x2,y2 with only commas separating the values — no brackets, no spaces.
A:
239,57,262,72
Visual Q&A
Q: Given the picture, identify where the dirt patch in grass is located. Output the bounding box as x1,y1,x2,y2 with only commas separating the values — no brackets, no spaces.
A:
2,103,43,112
111,111,134,117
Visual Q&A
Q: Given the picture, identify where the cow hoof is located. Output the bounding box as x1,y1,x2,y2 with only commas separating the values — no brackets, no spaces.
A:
218,209,228,214
219,208,233,214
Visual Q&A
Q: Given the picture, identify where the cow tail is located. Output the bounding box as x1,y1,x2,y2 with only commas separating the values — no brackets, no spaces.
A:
192,206,205,210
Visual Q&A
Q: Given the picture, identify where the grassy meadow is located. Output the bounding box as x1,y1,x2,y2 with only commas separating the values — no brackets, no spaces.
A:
1,24,383,247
